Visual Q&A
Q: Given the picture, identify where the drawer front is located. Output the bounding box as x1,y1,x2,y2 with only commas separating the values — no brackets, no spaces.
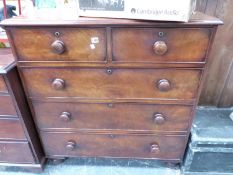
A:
40,132,185,160
21,68,201,100
0,141,34,163
33,102,192,133
0,96,17,117
112,28,211,63
10,28,107,62
0,76,7,93
0,118,26,140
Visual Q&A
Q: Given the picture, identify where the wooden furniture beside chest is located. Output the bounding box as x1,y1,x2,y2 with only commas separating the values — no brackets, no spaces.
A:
0,49,45,171
1,12,222,164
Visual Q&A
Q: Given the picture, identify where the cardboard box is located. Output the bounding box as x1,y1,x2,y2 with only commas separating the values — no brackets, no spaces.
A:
77,0,196,22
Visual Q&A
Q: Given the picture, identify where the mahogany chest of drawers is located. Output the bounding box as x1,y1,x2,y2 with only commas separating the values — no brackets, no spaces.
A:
0,49,44,171
1,12,222,164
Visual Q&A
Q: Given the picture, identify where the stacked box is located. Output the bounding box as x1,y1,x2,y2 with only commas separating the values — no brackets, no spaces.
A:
182,107,233,175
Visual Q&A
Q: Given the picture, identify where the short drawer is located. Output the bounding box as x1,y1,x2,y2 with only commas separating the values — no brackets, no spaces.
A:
0,118,26,140
10,28,107,62
40,132,186,160
0,96,17,117
0,76,7,93
21,68,201,100
112,28,211,63
0,141,35,163
33,102,192,133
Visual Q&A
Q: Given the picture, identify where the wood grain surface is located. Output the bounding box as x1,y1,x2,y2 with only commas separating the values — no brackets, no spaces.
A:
197,0,233,107
0,96,17,117
112,28,211,63
40,132,186,161
32,102,192,133
10,28,107,62
20,68,202,100
0,141,34,163
1,12,221,163
0,118,26,140
0,76,7,93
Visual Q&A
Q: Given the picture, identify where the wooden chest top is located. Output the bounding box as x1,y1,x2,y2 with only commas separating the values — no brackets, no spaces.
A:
0,12,222,27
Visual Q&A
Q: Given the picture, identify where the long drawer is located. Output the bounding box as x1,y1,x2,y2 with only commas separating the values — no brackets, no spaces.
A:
33,102,192,133
112,28,211,63
10,28,107,62
0,118,26,140
0,141,35,163
0,76,7,93
40,132,186,160
0,96,17,117
21,68,201,100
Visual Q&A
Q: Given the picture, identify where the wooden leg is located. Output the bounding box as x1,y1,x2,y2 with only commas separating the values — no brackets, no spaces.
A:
50,158,67,165
166,162,180,169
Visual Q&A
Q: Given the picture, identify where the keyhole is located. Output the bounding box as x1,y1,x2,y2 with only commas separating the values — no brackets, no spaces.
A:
106,69,113,75
55,32,60,37
158,32,165,37
107,103,114,108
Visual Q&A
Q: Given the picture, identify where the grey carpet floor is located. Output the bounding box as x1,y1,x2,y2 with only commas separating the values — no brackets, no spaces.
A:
0,158,180,175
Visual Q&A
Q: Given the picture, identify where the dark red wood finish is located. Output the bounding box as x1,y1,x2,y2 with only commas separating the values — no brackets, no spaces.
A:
40,132,186,160
0,96,17,117
20,68,201,100
0,49,45,171
0,13,222,163
32,102,192,133
112,28,211,63
0,142,35,164
0,76,7,93
0,118,26,140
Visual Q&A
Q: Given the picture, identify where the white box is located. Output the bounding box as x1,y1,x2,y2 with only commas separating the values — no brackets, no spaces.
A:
77,0,196,22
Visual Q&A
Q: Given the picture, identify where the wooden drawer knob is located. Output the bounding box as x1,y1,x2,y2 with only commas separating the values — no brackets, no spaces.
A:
52,78,65,90
153,113,165,125
157,79,171,92
60,112,71,122
66,140,76,151
51,40,65,54
150,143,160,153
153,41,168,55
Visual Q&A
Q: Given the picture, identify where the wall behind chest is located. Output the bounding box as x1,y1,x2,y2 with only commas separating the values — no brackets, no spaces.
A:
197,0,233,107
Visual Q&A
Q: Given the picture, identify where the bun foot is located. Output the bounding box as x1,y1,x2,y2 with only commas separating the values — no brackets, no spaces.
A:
50,158,67,165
